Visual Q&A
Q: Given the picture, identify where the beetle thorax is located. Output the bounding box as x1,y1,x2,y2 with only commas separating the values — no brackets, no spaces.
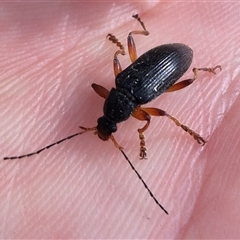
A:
103,88,137,124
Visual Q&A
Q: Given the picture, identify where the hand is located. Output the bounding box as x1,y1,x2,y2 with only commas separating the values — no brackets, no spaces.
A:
1,2,239,238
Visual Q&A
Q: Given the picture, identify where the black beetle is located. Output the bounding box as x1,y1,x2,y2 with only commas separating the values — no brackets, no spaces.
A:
92,43,193,156
4,14,221,215
83,14,221,159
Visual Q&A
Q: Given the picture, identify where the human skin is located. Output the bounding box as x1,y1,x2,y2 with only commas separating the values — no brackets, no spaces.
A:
1,2,240,239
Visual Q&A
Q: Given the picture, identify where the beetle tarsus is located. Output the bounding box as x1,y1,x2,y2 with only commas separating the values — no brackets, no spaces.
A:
193,65,222,77
165,114,207,145
139,132,147,159
195,135,207,145
132,14,148,33
184,126,206,145
140,147,147,160
107,33,125,53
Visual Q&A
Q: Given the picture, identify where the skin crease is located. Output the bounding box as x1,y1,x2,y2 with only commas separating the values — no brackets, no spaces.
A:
1,2,240,239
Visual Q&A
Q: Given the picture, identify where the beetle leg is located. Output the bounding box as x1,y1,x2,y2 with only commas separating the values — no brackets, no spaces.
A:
107,15,150,75
132,107,151,159
107,33,126,77
166,65,222,92
142,107,206,145
92,83,109,99
128,14,150,63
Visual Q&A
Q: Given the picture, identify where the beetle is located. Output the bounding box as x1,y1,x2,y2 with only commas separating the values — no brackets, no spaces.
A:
4,14,221,215
81,14,221,159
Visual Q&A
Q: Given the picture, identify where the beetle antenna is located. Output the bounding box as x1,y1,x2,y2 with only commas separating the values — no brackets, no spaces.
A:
3,130,90,160
120,149,168,215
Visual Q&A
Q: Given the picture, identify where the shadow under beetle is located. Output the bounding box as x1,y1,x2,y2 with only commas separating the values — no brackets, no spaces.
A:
4,14,221,215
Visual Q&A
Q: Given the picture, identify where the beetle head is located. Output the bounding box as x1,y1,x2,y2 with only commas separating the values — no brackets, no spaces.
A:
96,116,117,141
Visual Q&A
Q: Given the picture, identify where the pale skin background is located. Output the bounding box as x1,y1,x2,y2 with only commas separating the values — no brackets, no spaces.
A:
1,2,240,239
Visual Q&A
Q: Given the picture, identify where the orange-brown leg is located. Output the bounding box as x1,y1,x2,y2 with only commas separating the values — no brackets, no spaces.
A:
141,107,206,145
107,14,149,77
132,107,151,159
91,83,109,99
107,33,126,77
166,65,222,92
128,14,149,62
